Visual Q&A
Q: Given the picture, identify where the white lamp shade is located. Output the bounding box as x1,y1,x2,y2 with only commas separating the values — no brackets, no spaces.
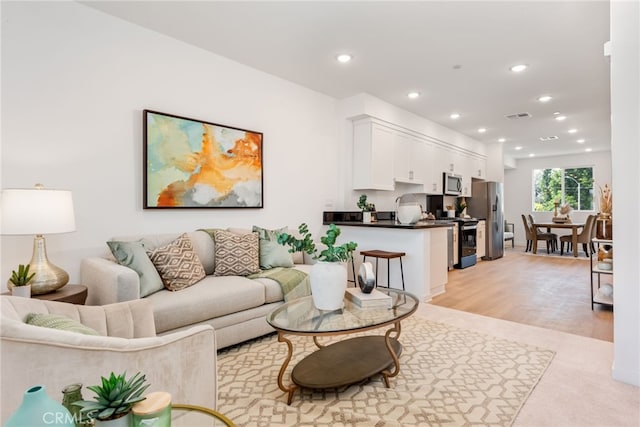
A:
1,188,76,235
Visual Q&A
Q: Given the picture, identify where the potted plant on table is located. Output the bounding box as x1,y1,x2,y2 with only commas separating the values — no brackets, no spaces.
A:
278,223,357,310
74,372,149,427
8,264,35,298
357,194,376,223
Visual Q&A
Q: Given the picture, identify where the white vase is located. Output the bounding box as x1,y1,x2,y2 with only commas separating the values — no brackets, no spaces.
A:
11,285,31,298
309,261,348,310
362,211,372,223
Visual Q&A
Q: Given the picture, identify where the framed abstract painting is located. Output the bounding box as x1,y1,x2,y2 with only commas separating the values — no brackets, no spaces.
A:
143,110,263,208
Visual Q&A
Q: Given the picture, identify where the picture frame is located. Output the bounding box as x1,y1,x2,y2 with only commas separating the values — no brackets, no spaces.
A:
143,110,263,209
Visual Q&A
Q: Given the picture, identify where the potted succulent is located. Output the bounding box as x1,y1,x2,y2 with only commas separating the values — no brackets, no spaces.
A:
357,194,376,223
278,223,357,310
74,372,149,427
8,264,35,298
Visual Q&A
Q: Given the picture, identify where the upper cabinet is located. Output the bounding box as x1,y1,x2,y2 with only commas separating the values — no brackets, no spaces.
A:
393,133,426,187
352,118,395,190
351,116,486,193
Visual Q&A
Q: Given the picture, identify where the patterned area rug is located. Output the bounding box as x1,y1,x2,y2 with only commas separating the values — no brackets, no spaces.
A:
217,316,554,426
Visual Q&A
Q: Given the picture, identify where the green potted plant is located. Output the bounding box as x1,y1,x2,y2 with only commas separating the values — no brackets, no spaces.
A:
278,223,357,310
357,194,376,223
8,264,36,298
74,372,149,426
455,197,467,217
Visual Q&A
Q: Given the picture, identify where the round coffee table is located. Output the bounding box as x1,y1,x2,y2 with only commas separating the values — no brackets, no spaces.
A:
266,288,418,404
172,403,234,426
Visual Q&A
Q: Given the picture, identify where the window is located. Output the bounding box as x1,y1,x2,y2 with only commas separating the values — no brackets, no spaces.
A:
533,167,594,212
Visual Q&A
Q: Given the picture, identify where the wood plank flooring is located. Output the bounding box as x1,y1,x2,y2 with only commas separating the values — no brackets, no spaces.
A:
430,246,613,341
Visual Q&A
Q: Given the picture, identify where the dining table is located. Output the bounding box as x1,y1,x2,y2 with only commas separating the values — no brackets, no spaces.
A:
532,222,585,257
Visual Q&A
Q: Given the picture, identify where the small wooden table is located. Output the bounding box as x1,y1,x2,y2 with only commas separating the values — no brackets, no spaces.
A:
532,222,585,257
2,284,88,304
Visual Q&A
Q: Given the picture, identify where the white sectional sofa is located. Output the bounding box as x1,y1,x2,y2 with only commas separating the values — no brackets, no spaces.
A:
81,229,312,349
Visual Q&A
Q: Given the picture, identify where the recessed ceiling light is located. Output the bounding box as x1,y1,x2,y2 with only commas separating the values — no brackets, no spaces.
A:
498,138,506,142
478,127,487,133
336,54,352,63
407,92,421,99
450,112,461,119
554,115,567,121
585,148,593,152
568,128,578,134
528,153,535,157
537,95,553,102
510,64,528,73
577,139,586,143
515,146,523,150
553,111,561,115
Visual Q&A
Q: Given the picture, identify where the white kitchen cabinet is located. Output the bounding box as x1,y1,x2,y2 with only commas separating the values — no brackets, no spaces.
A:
352,119,395,190
424,143,442,194
476,220,486,259
474,157,487,180
393,133,427,187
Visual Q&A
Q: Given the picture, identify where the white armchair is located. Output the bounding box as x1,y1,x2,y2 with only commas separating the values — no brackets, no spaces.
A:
0,296,216,423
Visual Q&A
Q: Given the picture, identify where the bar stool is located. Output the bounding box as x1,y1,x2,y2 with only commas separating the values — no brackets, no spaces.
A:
360,250,406,291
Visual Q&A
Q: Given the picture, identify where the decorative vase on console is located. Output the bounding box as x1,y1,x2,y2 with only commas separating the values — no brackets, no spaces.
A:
278,223,357,310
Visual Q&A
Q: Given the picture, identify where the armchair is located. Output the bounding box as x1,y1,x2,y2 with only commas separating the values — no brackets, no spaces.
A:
1,296,216,423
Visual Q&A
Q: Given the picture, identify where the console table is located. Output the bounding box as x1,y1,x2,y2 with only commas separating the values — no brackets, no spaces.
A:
2,284,88,305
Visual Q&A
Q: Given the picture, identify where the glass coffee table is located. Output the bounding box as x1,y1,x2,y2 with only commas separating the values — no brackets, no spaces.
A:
266,288,418,404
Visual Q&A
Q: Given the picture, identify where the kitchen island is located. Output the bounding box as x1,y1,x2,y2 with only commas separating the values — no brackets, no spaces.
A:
323,212,454,302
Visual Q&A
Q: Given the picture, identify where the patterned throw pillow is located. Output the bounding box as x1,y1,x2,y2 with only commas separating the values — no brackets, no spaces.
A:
25,313,100,336
147,233,206,291
213,230,261,276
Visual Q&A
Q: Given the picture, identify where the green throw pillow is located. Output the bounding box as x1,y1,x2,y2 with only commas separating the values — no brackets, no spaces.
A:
25,313,100,336
107,240,164,297
252,226,294,269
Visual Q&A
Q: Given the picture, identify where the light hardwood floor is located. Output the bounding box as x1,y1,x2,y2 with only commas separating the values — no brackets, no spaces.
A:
430,246,613,341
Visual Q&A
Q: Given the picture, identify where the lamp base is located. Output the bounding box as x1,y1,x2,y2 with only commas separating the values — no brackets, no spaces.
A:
25,235,69,295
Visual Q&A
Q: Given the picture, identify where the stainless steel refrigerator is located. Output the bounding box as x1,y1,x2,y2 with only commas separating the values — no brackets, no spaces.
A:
467,181,504,260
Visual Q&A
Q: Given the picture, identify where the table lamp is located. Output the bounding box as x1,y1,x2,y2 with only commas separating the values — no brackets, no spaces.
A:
1,184,76,295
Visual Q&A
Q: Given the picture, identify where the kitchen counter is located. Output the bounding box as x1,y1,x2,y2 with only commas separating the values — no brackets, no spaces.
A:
325,220,454,229
324,212,450,302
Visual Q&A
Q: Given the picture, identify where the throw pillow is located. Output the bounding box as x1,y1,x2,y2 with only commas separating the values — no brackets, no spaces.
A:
107,240,164,297
213,230,261,276
146,233,206,291
25,313,100,336
252,226,294,269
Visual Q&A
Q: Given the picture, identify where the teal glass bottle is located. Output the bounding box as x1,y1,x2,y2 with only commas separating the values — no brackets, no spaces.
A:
6,385,75,427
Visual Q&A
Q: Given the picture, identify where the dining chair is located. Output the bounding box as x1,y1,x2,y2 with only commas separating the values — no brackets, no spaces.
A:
504,220,515,248
521,214,557,253
560,214,598,256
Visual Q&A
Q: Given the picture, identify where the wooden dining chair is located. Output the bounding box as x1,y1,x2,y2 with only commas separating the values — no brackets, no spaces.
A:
560,214,598,256
521,214,557,253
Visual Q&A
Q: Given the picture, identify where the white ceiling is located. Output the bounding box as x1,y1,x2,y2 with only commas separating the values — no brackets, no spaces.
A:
83,1,611,160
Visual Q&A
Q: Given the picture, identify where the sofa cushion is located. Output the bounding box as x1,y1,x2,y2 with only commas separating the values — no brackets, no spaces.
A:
25,313,100,336
252,226,294,269
107,240,164,297
213,230,261,276
147,233,206,291
146,276,267,333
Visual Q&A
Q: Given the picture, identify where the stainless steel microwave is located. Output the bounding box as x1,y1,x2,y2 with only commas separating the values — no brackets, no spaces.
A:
443,172,462,195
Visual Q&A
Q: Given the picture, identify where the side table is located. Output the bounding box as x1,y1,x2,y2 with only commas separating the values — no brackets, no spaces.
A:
2,285,88,305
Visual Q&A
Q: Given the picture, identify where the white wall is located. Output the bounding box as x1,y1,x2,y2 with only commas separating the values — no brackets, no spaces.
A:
503,151,612,246
610,0,640,387
0,2,340,286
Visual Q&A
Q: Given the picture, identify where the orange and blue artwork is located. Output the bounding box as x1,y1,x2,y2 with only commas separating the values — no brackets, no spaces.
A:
144,110,263,208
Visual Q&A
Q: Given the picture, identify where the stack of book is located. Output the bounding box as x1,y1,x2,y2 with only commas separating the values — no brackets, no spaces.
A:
345,287,392,309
